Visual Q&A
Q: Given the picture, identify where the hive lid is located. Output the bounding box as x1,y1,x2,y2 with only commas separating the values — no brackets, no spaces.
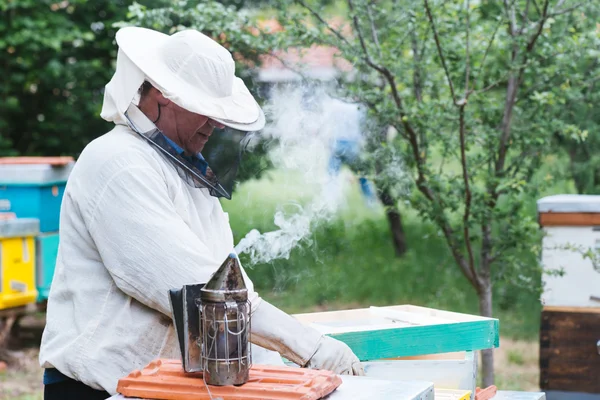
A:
201,253,247,302
0,218,40,238
537,195,600,214
0,158,74,185
117,359,342,400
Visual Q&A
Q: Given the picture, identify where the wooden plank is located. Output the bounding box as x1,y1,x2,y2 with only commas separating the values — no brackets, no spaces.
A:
540,309,600,393
369,306,456,325
293,305,498,360
330,320,498,360
539,212,600,226
543,306,600,314
294,305,493,325
390,351,467,361
385,305,492,322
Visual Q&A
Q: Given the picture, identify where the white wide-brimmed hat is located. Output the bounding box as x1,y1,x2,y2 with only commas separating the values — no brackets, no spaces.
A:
111,26,264,131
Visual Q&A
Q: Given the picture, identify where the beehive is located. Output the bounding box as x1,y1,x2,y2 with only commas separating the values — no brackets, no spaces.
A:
0,218,39,309
0,157,73,233
537,194,600,395
35,232,60,301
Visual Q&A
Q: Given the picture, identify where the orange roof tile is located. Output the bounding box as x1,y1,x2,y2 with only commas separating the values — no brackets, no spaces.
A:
117,359,342,400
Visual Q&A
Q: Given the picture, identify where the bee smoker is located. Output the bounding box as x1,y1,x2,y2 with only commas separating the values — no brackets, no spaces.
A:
169,253,251,386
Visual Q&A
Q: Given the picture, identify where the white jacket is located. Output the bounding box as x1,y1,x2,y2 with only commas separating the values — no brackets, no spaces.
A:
39,124,264,394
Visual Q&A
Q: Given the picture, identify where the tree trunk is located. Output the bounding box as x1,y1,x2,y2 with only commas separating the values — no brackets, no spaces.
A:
378,188,407,256
478,282,494,387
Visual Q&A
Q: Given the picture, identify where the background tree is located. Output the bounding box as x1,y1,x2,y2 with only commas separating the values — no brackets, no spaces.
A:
274,0,596,384
544,5,600,194
0,0,166,157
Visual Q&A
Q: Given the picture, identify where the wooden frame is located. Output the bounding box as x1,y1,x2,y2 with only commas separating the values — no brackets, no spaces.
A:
539,212,600,226
293,305,499,360
540,307,600,393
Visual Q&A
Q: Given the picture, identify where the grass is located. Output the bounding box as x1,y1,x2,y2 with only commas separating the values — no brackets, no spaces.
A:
224,168,545,340
508,349,526,366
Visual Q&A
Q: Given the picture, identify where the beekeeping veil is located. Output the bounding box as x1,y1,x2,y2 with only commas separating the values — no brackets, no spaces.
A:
100,27,265,199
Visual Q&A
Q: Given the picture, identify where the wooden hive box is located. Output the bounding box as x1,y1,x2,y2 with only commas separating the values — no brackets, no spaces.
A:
293,304,498,399
537,195,600,399
293,304,499,360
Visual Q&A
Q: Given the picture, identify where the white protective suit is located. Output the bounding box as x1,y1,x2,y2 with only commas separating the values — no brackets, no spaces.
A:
39,47,362,395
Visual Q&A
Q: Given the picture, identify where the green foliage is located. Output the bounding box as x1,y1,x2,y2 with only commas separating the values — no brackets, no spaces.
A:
0,0,166,157
540,6,600,194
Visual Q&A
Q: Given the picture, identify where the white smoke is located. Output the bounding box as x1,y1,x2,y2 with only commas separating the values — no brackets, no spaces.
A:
234,84,364,264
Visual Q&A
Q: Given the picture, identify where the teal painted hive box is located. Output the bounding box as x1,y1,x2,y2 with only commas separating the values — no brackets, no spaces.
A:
0,159,74,233
293,305,499,360
35,232,60,301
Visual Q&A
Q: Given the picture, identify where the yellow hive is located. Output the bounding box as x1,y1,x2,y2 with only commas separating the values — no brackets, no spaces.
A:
0,219,39,310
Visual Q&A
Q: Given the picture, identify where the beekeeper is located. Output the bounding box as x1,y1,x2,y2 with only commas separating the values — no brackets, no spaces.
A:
38,27,364,400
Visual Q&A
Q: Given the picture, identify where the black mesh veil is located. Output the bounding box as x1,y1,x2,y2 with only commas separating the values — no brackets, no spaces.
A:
124,103,251,199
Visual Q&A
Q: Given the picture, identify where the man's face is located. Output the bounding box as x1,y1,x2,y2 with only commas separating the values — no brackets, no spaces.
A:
164,101,225,154
141,86,225,154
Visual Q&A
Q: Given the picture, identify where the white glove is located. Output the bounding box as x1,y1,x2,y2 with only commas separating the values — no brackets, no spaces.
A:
305,335,365,376
250,301,365,376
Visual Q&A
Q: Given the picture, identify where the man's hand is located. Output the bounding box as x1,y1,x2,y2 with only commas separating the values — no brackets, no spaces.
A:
250,301,365,376
305,336,365,376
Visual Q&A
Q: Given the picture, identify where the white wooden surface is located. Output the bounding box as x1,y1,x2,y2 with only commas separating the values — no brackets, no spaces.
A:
293,304,494,334
493,391,546,400
541,226,600,307
537,195,600,213
362,353,476,395
109,376,435,400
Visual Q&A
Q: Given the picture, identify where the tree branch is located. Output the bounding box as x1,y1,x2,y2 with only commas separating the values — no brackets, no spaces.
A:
503,0,518,37
476,16,503,87
267,50,312,82
347,0,387,74
459,105,478,282
531,0,541,16
366,1,383,60
411,23,424,103
473,77,507,95
548,2,587,18
295,0,352,47
496,0,549,175
526,0,550,52
465,0,471,95
519,0,532,34
424,0,458,104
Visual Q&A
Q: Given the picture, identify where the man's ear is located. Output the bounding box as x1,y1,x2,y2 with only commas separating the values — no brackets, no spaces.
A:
156,90,171,107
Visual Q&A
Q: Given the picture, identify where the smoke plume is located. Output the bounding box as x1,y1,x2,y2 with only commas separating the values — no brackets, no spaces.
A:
234,85,363,264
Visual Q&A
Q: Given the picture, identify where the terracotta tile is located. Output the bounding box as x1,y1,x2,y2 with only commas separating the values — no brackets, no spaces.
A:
0,156,74,166
475,386,498,400
117,359,342,400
